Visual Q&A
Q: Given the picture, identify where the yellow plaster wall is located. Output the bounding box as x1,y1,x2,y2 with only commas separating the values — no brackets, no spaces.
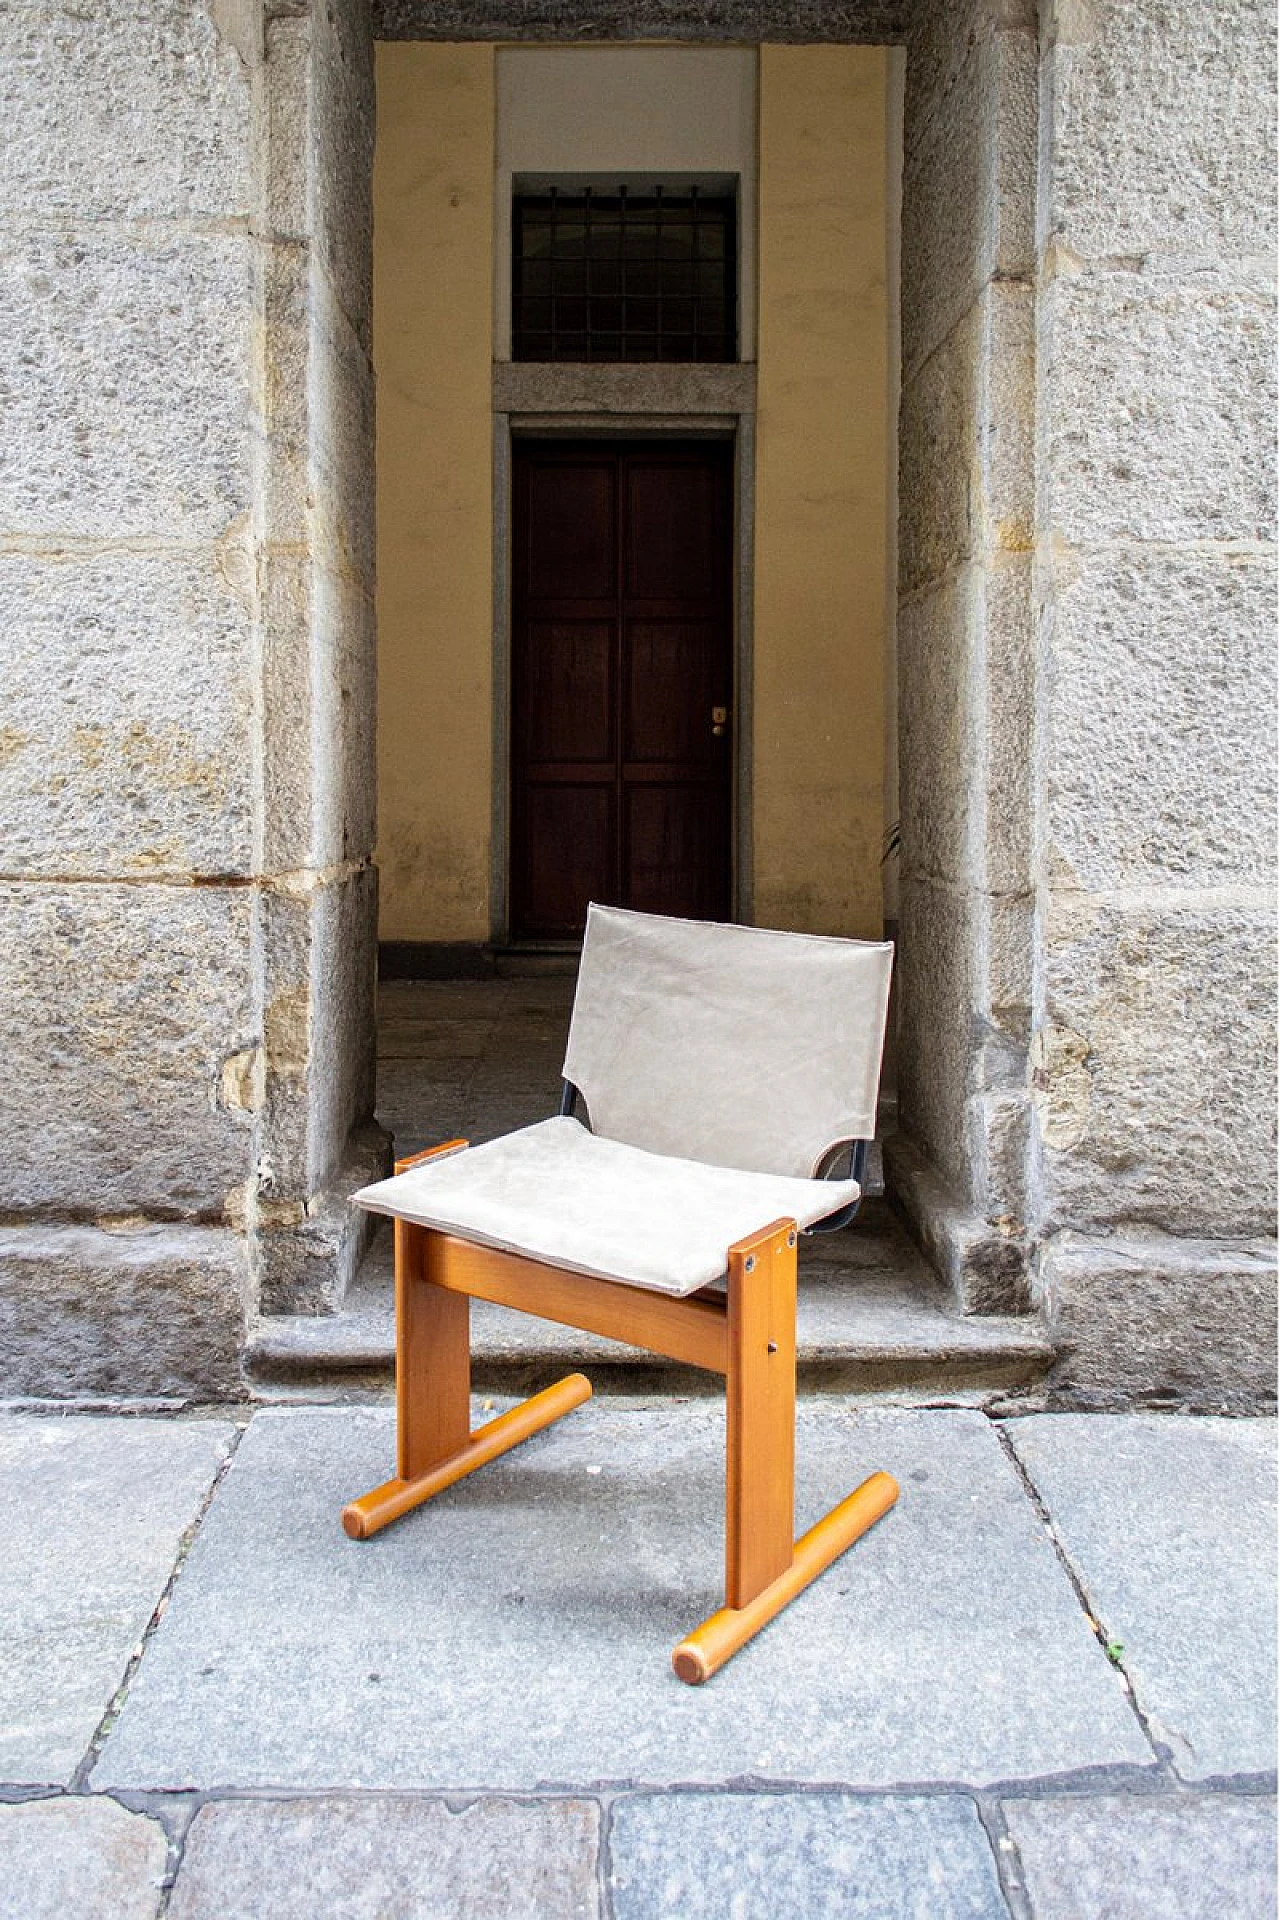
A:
374,44,494,942
754,47,890,937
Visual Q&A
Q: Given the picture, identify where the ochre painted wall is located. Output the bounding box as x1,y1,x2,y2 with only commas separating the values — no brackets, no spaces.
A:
374,44,494,942
754,46,889,937
374,43,893,944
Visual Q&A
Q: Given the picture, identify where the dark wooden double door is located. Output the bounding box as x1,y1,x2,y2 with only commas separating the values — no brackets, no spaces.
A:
510,441,734,941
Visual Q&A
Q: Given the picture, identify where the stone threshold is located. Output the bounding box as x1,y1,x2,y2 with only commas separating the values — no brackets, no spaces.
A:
245,1213,1054,1406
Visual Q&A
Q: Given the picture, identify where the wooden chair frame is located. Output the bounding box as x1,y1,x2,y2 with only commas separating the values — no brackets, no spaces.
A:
343,1141,898,1683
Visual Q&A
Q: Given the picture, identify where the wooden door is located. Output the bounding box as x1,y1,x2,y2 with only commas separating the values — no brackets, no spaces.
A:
510,441,733,941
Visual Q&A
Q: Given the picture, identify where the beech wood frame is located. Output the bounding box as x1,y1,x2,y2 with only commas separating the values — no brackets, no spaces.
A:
343,1141,899,1683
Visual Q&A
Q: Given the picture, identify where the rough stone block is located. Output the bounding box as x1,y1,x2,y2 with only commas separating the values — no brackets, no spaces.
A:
899,302,980,592
254,1124,386,1316
310,0,375,354
0,1415,233,1783
307,865,379,1186
1044,549,1277,891
610,1792,1009,1920
0,882,255,1218
312,567,378,870
983,279,1035,545
1037,1232,1278,1413
1002,1794,1277,1920
0,1223,249,1400
259,554,317,874
258,238,311,551
167,1796,600,1920
0,0,252,223
1005,1415,1277,1778
895,877,980,1201
1044,0,1278,264
1040,267,1276,546
1037,897,1277,1237
252,868,378,1209
0,551,254,879
264,16,311,241
0,231,252,543
311,263,377,595
0,1798,168,1920
898,573,980,884
983,556,1035,893
902,21,1037,377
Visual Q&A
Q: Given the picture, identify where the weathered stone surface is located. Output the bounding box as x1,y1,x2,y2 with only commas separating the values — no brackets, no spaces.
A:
311,0,375,355
311,267,377,595
898,574,980,885
1005,1414,1277,1780
0,882,255,1218
902,21,1036,378
0,0,252,224
313,569,378,868
0,231,251,542
1044,550,1277,892
899,302,980,593
494,362,756,415
1002,1793,1277,1920
1039,267,1275,547
1044,0,1278,264
0,1222,248,1399
0,883,255,1218
307,866,379,1184
0,1797,168,1920
886,1131,1031,1317
254,1125,386,1316
895,878,980,1203
1036,898,1277,1237
264,17,311,242
167,1796,600,1920
1038,1232,1277,1413
374,0,910,41
610,1792,1009,1920
94,1404,1149,1791
0,1415,232,1783
0,552,254,879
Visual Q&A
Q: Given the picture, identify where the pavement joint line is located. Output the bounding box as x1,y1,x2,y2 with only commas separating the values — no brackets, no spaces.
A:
973,1793,1031,1920
990,1417,1177,1778
67,1417,253,1795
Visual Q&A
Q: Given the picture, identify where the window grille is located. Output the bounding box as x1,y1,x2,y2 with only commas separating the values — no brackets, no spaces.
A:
512,186,737,364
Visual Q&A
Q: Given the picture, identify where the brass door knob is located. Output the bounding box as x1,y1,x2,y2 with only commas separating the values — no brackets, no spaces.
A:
712,705,729,737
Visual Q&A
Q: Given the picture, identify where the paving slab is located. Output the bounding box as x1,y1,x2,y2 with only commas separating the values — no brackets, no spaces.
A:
1004,1415,1277,1779
166,1795,600,1920
0,1415,233,1784
608,1791,1011,1919
0,1796,167,1920
94,1402,1149,1791
1002,1793,1277,1920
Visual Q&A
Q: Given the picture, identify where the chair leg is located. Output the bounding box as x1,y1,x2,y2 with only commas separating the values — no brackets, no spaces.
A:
672,1218,899,1684
341,1221,592,1540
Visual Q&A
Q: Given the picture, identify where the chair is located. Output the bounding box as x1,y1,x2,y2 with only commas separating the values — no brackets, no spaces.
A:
343,904,899,1683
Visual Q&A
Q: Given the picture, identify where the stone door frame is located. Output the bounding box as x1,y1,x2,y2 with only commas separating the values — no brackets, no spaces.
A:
266,0,1043,1319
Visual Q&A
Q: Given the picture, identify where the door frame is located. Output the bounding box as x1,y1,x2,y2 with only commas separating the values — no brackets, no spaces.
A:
491,408,756,944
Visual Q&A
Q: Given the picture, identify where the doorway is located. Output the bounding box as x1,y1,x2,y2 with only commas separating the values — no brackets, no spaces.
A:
509,439,735,940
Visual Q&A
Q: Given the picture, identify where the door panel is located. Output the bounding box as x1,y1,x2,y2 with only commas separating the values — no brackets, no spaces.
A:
511,442,732,941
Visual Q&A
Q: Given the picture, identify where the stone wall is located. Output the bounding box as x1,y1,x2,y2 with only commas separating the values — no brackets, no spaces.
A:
1031,0,1277,1407
890,0,1277,1406
889,0,1041,1313
0,0,382,1397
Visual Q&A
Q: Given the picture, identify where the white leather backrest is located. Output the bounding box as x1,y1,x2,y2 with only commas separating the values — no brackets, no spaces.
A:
561,904,893,1178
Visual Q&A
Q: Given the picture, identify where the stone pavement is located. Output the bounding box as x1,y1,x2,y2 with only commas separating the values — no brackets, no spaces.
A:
0,1404,1274,1918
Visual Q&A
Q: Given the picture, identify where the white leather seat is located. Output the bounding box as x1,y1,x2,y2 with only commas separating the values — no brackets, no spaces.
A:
354,1114,860,1296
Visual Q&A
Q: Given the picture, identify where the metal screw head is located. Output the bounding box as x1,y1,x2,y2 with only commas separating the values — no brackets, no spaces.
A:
745,1255,756,1272
787,1231,796,1247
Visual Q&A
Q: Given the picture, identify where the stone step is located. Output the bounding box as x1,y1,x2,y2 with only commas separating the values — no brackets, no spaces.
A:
246,1202,1054,1408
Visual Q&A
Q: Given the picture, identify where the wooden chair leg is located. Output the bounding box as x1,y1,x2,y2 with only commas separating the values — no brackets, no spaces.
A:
341,1220,591,1540
672,1216,900,1684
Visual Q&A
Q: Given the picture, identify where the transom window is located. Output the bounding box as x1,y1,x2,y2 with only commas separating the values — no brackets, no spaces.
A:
512,185,738,364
